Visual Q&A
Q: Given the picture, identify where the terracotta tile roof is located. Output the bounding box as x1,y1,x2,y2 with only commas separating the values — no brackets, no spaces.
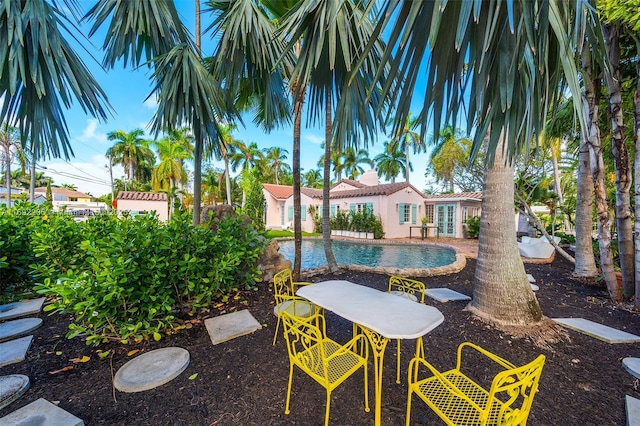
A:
329,182,426,199
301,187,323,199
330,179,366,190
35,187,91,198
262,184,293,200
423,192,483,201
116,191,167,201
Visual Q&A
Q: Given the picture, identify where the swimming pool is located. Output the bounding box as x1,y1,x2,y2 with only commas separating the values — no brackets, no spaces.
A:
278,239,456,270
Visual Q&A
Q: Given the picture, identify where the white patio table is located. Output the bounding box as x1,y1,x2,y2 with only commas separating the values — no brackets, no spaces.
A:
297,280,444,426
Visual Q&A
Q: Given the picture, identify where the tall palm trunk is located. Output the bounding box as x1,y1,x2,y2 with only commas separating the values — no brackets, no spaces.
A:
604,23,634,299
573,133,599,278
322,92,338,272
405,139,410,183
582,46,622,301
292,91,304,280
2,127,11,207
634,46,640,308
224,155,232,205
470,136,542,324
550,144,570,232
192,130,203,225
29,141,36,202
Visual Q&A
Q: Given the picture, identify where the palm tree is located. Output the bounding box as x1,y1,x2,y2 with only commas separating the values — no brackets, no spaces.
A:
361,1,594,325
340,147,373,180
263,147,291,185
201,167,223,205
86,1,233,226
1,0,110,202
1,124,20,206
230,141,263,173
302,169,323,189
429,127,473,192
106,129,153,182
151,138,192,192
374,141,408,183
216,124,242,205
387,114,424,183
60,183,78,191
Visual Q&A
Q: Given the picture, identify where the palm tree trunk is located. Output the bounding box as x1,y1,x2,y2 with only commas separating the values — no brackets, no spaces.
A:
322,93,338,271
292,93,304,280
573,133,599,278
192,131,203,226
470,135,542,325
604,23,634,300
2,128,11,207
405,138,410,183
224,156,232,205
29,141,36,202
582,47,622,301
550,145,570,232
634,47,640,308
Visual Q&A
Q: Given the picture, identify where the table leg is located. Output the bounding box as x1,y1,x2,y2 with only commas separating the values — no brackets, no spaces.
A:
360,326,388,426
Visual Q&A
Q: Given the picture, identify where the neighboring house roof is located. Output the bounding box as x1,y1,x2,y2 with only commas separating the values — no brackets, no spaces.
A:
423,192,483,202
262,184,293,200
116,191,167,201
329,182,426,199
34,187,91,199
330,179,366,190
301,187,323,199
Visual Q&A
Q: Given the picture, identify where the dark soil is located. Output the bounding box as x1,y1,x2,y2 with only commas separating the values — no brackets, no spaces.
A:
2,255,640,426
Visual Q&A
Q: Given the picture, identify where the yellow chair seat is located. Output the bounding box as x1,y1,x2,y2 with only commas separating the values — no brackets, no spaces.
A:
413,370,506,425
298,340,364,387
274,299,315,318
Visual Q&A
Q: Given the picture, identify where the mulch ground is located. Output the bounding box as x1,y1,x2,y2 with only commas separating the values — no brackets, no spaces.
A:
1,255,640,425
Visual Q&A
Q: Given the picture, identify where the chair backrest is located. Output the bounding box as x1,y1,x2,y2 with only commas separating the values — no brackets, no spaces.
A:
273,268,295,303
485,354,546,425
388,276,426,303
281,312,327,374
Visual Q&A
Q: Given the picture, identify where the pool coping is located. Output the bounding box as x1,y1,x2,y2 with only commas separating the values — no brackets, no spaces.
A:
276,237,467,279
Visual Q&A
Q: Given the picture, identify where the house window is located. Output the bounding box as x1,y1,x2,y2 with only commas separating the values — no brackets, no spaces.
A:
350,203,374,214
425,204,434,223
463,206,479,222
399,203,416,224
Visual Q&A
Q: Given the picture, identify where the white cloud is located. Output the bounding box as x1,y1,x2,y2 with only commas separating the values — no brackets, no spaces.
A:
143,95,158,110
304,133,324,145
79,119,108,145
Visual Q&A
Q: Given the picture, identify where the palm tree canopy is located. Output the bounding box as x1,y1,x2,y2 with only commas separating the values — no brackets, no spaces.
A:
363,0,596,165
1,0,111,160
374,140,408,183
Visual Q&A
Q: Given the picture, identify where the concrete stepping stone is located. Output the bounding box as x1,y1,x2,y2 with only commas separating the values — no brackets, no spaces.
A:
627,395,640,426
114,347,190,393
553,318,640,343
0,335,33,367
0,297,45,321
0,375,30,410
0,318,43,342
205,309,262,345
0,398,84,426
622,357,640,380
425,288,471,303
530,284,539,291
526,274,536,283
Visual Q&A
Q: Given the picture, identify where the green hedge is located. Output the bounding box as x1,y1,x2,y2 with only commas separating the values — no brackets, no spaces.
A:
1,204,266,345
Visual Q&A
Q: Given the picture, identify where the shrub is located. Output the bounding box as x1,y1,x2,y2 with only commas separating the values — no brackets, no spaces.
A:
34,210,267,345
465,216,481,239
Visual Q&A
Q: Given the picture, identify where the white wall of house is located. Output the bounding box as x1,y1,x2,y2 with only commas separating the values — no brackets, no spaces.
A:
382,190,427,238
262,190,284,230
117,199,168,222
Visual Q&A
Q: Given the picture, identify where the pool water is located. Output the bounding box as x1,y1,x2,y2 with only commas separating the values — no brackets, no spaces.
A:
278,239,456,270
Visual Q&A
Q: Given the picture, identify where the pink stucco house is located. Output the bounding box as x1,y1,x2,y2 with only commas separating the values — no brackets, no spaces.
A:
262,170,482,239
116,191,168,222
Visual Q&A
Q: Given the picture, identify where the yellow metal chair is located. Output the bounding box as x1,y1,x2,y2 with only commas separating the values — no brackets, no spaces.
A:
271,268,318,346
281,311,370,426
387,275,426,384
405,342,545,426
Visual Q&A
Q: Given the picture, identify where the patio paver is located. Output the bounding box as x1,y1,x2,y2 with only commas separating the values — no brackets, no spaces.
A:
553,318,640,343
114,347,190,393
0,298,45,321
0,335,33,367
0,375,30,410
0,318,43,342
204,309,262,345
627,395,640,426
0,398,84,426
425,288,471,303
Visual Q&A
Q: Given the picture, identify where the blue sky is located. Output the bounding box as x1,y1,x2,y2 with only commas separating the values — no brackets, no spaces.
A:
37,1,434,197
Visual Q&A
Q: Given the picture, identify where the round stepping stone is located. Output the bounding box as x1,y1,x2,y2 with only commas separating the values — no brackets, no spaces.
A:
622,357,640,380
0,318,43,342
530,284,539,291
114,347,190,393
0,375,30,410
